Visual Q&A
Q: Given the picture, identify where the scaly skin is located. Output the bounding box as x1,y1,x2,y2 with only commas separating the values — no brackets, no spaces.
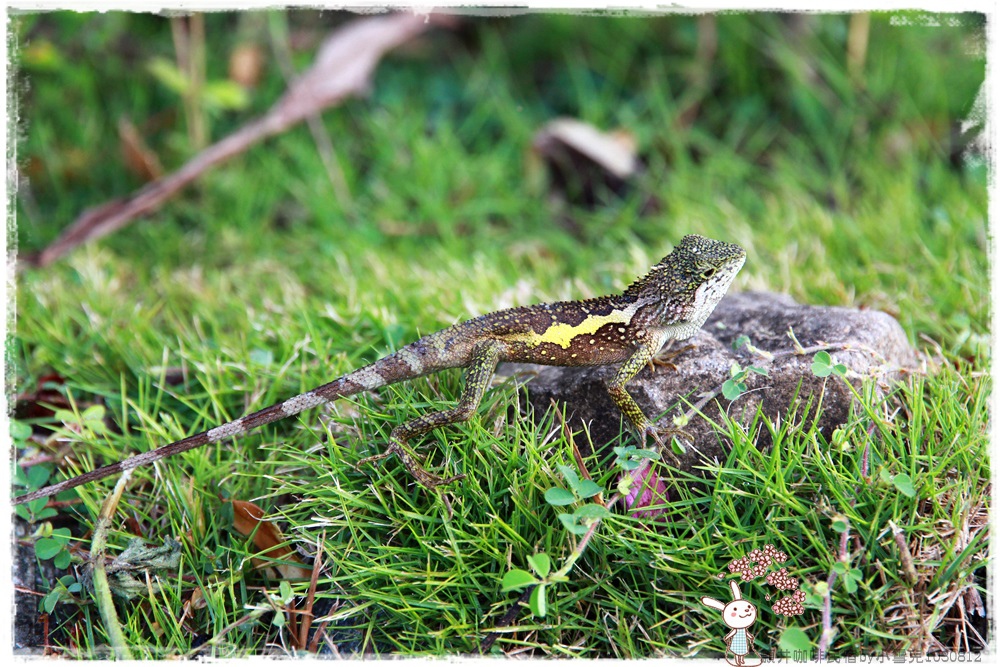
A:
14,235,745,505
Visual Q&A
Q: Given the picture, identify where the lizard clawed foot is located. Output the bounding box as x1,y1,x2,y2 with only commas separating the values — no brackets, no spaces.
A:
647,344,697,375
357,441,465,489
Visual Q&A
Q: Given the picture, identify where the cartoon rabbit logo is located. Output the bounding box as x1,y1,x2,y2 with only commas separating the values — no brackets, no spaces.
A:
701,580,761,666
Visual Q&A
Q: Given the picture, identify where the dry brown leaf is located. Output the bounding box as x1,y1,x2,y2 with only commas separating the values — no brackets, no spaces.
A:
118,116,164,182
531,117,643,211
33,11,453,268
231,499,310,580
534,118,639,181
229,43,265,88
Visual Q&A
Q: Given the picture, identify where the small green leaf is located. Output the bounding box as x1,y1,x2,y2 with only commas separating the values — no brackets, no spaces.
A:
831,515,850,533
26,465,52,489
23,39,66,72
576,479,602,499
779,627,812,653
557,513,589,536
670,437,686,455
573,503,611,521
148,56,190,96
501,569,538,592
832,562,848,576
82,404,106,422
722,379,747,400
41,589,61,614
832,363,847,376
28,497,50,515
843,574,857,593
278,580,293,602
617,476,632,496
529,583,547,617
557,465,581,492
733,335,750,350
527,553,551,578
203,80,250,111
543,488,576,506
893,473,916,498
11,420,32,442
54,550,72,569
811,362,832,377
633,448,660,460
747,365,768,376
35,538,66,560
811,351,834,377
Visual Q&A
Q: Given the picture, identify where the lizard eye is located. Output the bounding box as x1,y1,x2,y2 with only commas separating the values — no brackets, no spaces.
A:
700,267,717,280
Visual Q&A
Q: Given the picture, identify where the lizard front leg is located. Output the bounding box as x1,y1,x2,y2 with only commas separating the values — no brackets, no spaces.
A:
359,341,502,488
607,340,686,449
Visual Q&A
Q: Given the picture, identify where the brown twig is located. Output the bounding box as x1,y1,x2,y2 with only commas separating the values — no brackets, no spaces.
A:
32,12,451,268
818,527,850,660
298,532,326,651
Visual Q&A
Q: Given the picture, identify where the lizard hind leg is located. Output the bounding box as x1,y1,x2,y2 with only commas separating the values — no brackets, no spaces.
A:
358,341,503,489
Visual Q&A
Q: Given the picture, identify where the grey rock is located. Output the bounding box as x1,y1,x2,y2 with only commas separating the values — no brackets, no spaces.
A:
498,292,917,473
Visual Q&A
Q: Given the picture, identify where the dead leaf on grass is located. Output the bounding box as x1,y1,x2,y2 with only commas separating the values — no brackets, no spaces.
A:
229,42,265,88
231,499,310,580
118,116,164,182
531,117,644,209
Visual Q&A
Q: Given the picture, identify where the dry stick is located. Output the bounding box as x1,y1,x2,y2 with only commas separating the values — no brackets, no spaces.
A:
298,533,326,652
33,12,447,268
818,527,850,661
890,521,919,587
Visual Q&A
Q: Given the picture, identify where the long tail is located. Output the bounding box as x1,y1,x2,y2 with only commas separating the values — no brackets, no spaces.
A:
13,338,466,506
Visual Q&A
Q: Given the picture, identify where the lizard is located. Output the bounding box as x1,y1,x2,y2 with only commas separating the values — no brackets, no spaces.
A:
14,235,745,506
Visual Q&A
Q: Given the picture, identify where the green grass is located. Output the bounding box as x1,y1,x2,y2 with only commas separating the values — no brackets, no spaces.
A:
12,10,988,659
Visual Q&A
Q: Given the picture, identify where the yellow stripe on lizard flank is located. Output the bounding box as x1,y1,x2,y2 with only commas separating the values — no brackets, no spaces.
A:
502,305,637,349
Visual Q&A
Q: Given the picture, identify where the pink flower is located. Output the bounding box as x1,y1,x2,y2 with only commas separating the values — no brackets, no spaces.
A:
623,460,669,518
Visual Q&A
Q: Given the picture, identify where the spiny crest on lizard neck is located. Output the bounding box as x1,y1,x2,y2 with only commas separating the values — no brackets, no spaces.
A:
623,234,746,334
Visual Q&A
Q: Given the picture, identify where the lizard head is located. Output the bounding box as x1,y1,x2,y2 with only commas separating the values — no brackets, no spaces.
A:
624,234,746,337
